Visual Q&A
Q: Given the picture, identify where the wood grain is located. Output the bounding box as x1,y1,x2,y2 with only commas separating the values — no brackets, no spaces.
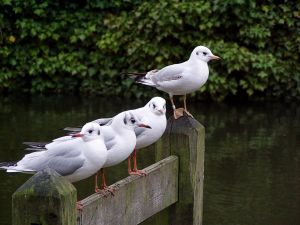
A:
77,156,178,225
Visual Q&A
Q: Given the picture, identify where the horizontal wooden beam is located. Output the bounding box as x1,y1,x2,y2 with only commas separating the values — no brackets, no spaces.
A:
77,155,178,225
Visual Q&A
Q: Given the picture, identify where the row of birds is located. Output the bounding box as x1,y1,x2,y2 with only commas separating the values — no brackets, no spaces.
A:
0,45,219,207
1,97,167,209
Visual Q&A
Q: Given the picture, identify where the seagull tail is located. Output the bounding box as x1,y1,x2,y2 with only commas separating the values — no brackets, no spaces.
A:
125,72,147,81
0,161,17,170
126,72,157,87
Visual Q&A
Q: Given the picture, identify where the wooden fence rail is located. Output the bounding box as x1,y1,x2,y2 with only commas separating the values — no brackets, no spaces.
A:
12,116,205,225
77,156,178,225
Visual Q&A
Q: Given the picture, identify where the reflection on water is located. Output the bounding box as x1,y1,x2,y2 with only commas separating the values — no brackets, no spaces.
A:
0,96,299,225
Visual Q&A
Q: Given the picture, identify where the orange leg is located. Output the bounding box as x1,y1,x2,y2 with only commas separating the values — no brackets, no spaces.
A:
94,171,101,193
127,155,132,174
100,168,115,196
128,148,147,176
183,94,194,118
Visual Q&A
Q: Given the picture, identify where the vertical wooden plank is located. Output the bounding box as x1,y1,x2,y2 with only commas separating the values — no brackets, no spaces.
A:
12,168,77,225
154,115,205,225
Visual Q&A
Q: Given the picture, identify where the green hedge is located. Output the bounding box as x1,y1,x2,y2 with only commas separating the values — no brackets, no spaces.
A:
0,0,299,100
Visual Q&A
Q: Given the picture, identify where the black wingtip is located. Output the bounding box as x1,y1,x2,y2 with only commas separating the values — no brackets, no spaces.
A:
122,72,147,82
0,161,17,168
23,142,48,148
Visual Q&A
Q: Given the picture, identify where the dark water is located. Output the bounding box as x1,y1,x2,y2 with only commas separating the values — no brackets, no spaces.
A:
0,95,299,225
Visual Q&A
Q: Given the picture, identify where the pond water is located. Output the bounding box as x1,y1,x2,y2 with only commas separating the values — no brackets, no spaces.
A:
0,95,299,225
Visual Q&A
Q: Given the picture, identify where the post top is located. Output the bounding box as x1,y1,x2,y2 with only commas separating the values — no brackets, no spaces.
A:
13,168,76,197
166,115,205,135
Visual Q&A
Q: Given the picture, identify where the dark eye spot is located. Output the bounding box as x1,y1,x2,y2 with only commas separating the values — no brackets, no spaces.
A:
196,51,199,55
131,118,136,123
98,130,100,135
88,129,93,134
203,52,207,56
152,103,156,109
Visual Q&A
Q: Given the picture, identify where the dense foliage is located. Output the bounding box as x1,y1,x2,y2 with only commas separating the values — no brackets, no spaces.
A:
0,0,299,100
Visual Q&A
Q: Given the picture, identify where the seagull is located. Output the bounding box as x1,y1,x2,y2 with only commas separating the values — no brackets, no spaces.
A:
86,111,152,193
23,111,152,194
127,46,220,119
0,122,107,184
64,96,167,176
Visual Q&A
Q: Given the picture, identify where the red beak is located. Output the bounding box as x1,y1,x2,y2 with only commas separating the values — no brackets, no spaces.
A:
71,133,84,138
138,124,152,129
158,109,164,114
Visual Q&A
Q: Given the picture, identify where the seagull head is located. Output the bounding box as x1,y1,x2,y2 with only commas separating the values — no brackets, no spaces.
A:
191,46,220,63
123,112,152,130
146,97,166,115
72,122,102,141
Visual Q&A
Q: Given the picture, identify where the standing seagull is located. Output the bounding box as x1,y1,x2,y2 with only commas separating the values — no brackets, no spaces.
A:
64,97,167,175
127,46,220,119
24,112,152,193
0,122,107,184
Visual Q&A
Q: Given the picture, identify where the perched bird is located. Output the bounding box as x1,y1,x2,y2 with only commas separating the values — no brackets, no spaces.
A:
64,96,167,176
97,111,151,193
127,46,220,119
23,112,152,194
0,122,107,184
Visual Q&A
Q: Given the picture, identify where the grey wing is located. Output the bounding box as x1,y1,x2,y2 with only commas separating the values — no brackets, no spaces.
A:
48,156,84,176
23,142,48,148
104,133,117,151
102,127,117,151
153,63,185,83
23,142,48,151
46,141,84,176
63,127,81,132
105,139,117,151
63,118,113,132
25,147,46,151
134,127,146,138
93,117,113,126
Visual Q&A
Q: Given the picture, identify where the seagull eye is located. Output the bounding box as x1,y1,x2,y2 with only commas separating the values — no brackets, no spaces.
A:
203,52,207,56
88,129,93,134
130,118,136,124
163,104,166,109
152,103,156,109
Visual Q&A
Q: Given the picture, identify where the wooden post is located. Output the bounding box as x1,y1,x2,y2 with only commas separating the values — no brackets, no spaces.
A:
153,115,205,225
12,168,77,225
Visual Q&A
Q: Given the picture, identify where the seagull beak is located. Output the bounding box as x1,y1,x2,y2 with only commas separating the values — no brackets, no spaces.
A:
210,55,221,60
138,124,152,129
158,109,164,114
71,133,84,138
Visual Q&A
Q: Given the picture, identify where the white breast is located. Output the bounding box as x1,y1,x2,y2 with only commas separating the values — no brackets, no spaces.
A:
103,128,136,168
136,114,167,149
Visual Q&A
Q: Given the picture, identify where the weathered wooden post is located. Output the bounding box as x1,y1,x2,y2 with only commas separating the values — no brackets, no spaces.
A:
152,115,205,225
12,168,77,225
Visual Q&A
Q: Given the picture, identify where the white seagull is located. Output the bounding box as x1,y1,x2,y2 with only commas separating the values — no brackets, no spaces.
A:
23,111,152,194
94,111,151,193
127,46,220,119
0,122,107,184
64,97,167,176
